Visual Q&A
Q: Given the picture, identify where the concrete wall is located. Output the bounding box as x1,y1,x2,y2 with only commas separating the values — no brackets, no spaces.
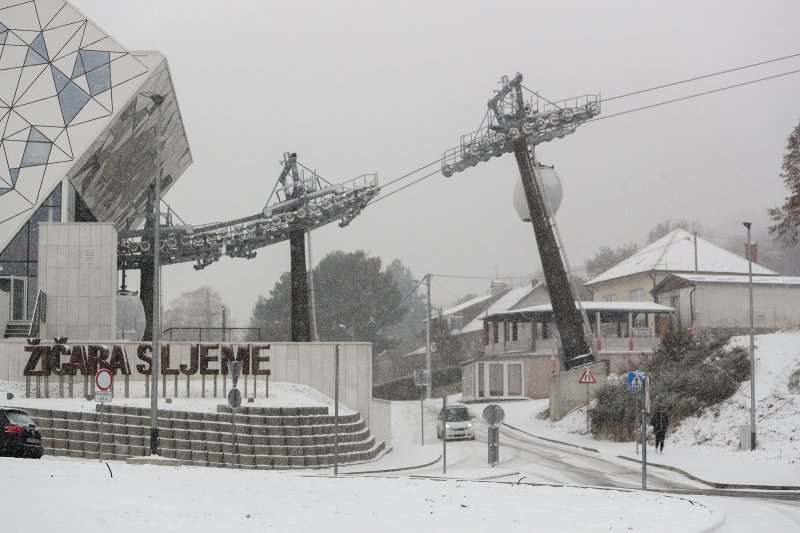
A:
0,340,389,446
548,361,608,421
588,272,669,303
369,398,392,448
657,284,800,330
38,223,117,340
0,290,9,334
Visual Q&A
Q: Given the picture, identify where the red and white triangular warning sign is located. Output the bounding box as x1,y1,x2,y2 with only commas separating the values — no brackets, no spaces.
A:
578,368,597,385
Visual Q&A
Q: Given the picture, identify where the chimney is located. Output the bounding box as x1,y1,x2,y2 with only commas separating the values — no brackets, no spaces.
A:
489,281,509,296
744,241,758,263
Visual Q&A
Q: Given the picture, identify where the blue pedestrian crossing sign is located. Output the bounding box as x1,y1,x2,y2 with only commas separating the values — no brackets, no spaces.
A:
627,371,644,391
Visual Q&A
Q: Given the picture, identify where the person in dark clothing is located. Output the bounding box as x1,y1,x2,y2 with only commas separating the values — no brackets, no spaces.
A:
651,407,669,454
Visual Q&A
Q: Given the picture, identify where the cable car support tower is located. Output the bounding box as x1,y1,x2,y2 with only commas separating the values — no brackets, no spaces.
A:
442,73,600,370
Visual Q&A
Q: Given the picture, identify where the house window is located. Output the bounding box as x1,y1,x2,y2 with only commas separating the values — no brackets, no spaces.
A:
492,322,498,343
511,321,518,341
478,363,485,397
508,364,522,396
603,294,615,302
489,364,504,396
629,288,644,301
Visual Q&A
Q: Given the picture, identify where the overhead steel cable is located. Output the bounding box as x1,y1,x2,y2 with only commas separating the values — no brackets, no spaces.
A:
368,168,442,205
369,56,800,203
380,158,443,189
603,52,800,102
589,68,800,123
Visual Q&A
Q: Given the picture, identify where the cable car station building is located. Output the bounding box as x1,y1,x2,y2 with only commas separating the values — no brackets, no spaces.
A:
0,0,191,339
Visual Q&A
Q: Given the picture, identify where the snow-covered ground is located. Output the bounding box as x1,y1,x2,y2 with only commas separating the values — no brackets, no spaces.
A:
0,380,354,414
536,331,800,485
1,331,799,531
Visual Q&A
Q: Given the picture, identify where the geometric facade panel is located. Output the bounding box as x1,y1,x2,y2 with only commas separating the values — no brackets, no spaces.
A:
0,0,161,250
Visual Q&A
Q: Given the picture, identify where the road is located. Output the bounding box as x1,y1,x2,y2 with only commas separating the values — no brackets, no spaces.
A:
371,403,800,531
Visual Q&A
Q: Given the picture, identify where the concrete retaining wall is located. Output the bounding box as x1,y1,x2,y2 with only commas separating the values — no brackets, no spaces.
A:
548,361,608,421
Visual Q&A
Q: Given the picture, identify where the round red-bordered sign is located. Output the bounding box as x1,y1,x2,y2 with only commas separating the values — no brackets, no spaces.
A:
95,369,113,391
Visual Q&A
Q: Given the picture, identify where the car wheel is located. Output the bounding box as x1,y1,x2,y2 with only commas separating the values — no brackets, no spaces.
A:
32,450,43,459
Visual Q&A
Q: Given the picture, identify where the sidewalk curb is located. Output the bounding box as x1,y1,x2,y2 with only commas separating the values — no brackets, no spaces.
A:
501,423,600,453
617,455,800,491
340,454,442,475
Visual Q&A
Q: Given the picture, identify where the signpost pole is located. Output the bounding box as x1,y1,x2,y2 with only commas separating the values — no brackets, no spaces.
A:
334,344,340,476
586,383,590,434
98,400,104,463
420,386,424,446
641,379,647,490
635,394,640,455
442,420,446,474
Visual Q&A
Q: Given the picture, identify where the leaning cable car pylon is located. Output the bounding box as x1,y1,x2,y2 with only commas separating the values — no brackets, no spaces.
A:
120,152,379,341
442,73,599,371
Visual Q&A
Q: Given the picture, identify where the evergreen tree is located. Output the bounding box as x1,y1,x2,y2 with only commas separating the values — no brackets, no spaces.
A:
249,251,406,353
769,120,800,245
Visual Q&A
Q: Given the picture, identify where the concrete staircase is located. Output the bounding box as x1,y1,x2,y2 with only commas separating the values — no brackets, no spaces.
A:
24,404,385,469
3,320,30,338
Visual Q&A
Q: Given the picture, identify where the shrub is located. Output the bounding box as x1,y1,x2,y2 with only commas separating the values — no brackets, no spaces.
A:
789,368,800,394
590,330,749,440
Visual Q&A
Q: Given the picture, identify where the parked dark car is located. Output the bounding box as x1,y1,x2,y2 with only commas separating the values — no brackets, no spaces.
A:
0,407,43,458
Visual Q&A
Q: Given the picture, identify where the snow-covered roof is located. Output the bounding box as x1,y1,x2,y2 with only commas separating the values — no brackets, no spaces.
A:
486,301,674,320
439,293,493,317
460,284,542,333
662,273,800,287
586,229,777,285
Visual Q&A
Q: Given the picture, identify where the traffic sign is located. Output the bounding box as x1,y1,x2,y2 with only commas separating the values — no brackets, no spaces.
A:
228,388,242,409
578,368,596,385
95,369,113,391
627,371,644,391
413,369,431,387
95,390,112,402
228,361,243,388
482,404,505,427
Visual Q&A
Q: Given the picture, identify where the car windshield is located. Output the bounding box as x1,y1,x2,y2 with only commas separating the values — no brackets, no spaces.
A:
443,408,470,422
5,411,34,426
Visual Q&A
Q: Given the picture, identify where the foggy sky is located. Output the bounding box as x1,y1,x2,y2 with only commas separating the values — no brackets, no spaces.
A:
72,0,800,327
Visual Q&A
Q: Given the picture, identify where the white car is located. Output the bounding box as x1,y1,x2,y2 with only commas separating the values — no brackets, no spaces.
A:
436,405,475,440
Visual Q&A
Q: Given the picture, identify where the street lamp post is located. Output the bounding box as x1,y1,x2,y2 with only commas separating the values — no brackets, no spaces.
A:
743,221,756,450
141,91,165,456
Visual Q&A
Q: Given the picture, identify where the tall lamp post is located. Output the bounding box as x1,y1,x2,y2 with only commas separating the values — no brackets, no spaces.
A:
743,221,756,450
141,91,165,456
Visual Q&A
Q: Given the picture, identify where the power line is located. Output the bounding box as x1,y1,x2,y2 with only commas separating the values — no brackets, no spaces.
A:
604,52,800,101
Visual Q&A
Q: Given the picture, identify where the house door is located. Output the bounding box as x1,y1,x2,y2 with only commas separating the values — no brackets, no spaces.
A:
0,276,27,321
669,295,681,331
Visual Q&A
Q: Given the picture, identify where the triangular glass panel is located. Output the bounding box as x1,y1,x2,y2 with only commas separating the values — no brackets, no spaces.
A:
50,65,70,93
20,135,52,167
79,50,109,72
30,33,48,61
9,168,19,186
23,48,47,67
28,127,50,144
71,52,85,78
57,79,90,125
86,63,110,96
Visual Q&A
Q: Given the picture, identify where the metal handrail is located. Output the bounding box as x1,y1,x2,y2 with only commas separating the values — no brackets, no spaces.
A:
27,289,46,338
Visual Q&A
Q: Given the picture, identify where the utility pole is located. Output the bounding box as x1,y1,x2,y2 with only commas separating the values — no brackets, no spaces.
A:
425,274,432,399
744,222,756,450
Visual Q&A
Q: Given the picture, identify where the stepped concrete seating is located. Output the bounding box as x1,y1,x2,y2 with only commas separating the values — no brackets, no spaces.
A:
23,404,385,469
